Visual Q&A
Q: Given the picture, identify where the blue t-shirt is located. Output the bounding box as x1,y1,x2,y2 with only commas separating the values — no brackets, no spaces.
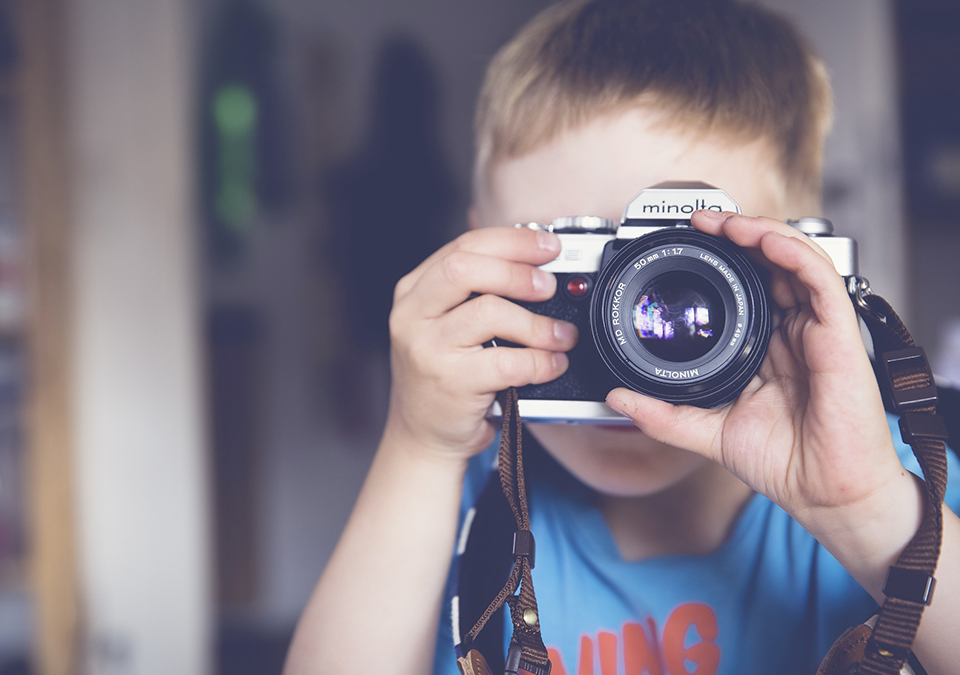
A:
432,413,960,675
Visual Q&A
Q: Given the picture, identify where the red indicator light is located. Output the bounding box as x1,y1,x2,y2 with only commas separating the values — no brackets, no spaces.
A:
566,276,589,297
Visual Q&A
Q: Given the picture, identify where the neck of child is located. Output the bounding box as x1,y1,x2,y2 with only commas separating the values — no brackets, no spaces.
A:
599,461,754,562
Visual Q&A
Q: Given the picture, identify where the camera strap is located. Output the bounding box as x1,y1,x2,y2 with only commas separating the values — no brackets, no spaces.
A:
457,387,551,675
816,290,949,675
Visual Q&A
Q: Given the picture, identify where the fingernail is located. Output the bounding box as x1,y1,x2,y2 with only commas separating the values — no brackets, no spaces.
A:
537,230,561,252
554,321,577,344
695,208,724,222
552,352,569,371
533,268,553,293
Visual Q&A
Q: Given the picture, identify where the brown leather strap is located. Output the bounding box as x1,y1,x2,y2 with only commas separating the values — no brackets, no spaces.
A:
463,388,550,675
458,649,496,675
855,294,948,674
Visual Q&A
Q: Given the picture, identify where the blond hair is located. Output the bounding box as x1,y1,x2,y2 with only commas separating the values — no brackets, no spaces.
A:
474,0,833,209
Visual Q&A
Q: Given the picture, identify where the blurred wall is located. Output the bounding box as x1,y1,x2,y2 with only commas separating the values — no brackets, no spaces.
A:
67,0,212,673
201,0,555,635
765,0,907,317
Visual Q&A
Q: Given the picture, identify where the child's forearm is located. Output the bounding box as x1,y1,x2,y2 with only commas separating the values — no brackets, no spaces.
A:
283,427,469,675
799,474,960,675
285,225,569,674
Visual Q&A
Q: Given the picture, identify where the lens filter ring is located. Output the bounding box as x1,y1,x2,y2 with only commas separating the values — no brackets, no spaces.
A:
590,229,770,408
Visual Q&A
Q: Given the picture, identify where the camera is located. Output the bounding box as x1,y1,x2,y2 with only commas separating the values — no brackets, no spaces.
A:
489,182,859,424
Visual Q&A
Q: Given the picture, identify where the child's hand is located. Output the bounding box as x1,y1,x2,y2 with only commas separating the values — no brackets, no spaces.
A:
384,226,578,464
606,210,914,531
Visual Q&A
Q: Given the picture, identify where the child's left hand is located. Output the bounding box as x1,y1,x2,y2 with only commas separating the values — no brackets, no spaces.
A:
606,209,960,674
605,209,916,545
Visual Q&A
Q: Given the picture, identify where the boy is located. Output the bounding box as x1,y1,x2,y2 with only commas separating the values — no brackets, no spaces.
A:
285,1,960,673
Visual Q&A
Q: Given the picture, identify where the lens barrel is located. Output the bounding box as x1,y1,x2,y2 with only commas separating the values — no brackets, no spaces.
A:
590,229,770,408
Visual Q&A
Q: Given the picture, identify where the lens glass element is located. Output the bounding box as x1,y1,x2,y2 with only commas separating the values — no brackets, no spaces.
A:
632,271,725,362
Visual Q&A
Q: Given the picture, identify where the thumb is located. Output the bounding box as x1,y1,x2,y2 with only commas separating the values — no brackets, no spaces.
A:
605,388,724,462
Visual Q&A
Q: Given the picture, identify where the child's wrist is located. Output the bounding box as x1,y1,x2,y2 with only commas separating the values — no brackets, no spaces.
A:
798,470,925,600
380,415,478,473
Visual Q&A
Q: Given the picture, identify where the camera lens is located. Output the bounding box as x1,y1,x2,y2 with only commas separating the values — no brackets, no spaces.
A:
633,271,724,362
590,229,770,408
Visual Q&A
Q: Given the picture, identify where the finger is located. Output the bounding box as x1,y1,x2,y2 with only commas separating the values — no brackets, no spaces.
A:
396,251,558,319
692,211,820,310
465,346,569,393
694,211,848,315
605,388,724,462
758,231,857,331
733,244,809,310
691,211,833,264
767,266,803,310
395,226,561,300
438,294,578,351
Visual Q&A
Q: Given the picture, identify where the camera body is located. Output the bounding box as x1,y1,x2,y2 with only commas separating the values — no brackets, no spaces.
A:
490,182,859,424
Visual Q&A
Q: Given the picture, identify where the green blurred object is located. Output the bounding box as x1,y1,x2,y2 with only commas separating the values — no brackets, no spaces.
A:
213,83,259,232
199,0,288,264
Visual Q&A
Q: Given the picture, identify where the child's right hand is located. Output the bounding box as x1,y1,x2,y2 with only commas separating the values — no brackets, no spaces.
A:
383,226,578,464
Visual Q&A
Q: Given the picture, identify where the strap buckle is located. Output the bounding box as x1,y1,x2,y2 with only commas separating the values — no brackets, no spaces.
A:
879,347,938,412
898,411,949,445
883,566,936,606
512,530,536,568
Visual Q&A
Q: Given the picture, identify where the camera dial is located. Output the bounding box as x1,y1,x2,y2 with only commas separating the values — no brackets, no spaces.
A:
551,216,617,233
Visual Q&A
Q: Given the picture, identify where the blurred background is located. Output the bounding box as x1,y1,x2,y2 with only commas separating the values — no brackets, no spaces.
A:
0,0,958,673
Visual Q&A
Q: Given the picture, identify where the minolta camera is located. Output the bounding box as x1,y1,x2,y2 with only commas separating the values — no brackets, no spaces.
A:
490,182,859,424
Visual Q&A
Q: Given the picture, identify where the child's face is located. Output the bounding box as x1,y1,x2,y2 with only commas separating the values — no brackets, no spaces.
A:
476,106,792,497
